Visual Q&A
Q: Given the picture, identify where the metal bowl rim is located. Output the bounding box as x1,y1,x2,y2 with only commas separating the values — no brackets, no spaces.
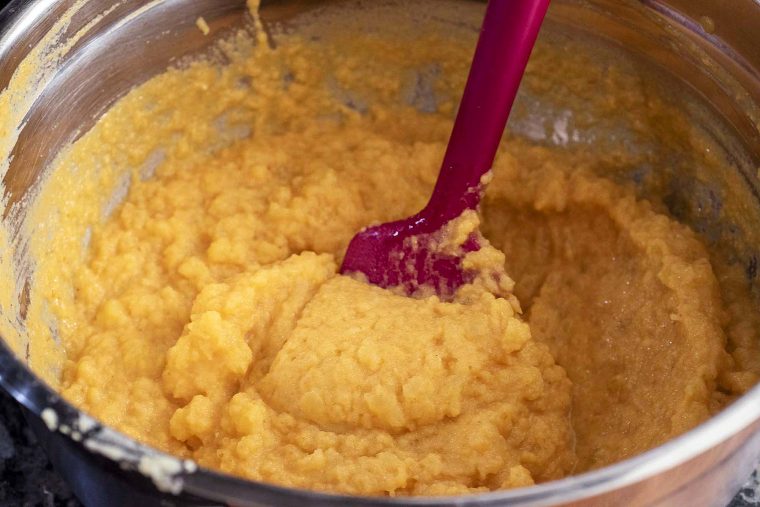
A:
0,0,759,504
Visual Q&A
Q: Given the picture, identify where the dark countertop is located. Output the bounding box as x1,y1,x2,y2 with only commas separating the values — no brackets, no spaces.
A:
0,388,77,507
0,387,757,506
737,477,760,507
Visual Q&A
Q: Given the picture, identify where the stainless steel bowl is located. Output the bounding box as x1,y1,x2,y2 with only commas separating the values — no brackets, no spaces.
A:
0,0,759,506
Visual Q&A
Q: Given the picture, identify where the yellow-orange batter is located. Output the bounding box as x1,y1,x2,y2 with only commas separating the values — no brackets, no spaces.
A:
17,0,760,497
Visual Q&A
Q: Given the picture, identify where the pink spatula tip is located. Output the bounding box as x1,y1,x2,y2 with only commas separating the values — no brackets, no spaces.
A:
340,215,482,299
339,0,551,297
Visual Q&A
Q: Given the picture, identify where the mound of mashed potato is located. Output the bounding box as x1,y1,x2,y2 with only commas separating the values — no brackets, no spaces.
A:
25,0,760,497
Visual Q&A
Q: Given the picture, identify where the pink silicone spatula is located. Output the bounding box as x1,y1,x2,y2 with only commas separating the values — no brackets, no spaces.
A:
340,0,551,298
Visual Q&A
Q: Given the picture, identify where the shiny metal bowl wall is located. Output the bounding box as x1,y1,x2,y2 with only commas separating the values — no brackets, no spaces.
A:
0,0,759,506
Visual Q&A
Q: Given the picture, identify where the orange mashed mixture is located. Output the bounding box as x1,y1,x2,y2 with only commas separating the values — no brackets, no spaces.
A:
25,0,760,497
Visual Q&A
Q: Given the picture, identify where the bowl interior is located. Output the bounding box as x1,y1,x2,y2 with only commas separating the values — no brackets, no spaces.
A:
0,0,759,504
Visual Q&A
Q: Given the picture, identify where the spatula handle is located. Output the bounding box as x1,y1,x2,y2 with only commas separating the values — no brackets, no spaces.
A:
427,0,551,220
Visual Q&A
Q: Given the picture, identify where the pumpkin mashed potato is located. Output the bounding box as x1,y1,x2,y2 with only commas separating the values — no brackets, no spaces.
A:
26,0,760,498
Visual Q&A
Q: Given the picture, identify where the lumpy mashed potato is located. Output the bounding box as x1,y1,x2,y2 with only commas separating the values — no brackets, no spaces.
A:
25,0,760,497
